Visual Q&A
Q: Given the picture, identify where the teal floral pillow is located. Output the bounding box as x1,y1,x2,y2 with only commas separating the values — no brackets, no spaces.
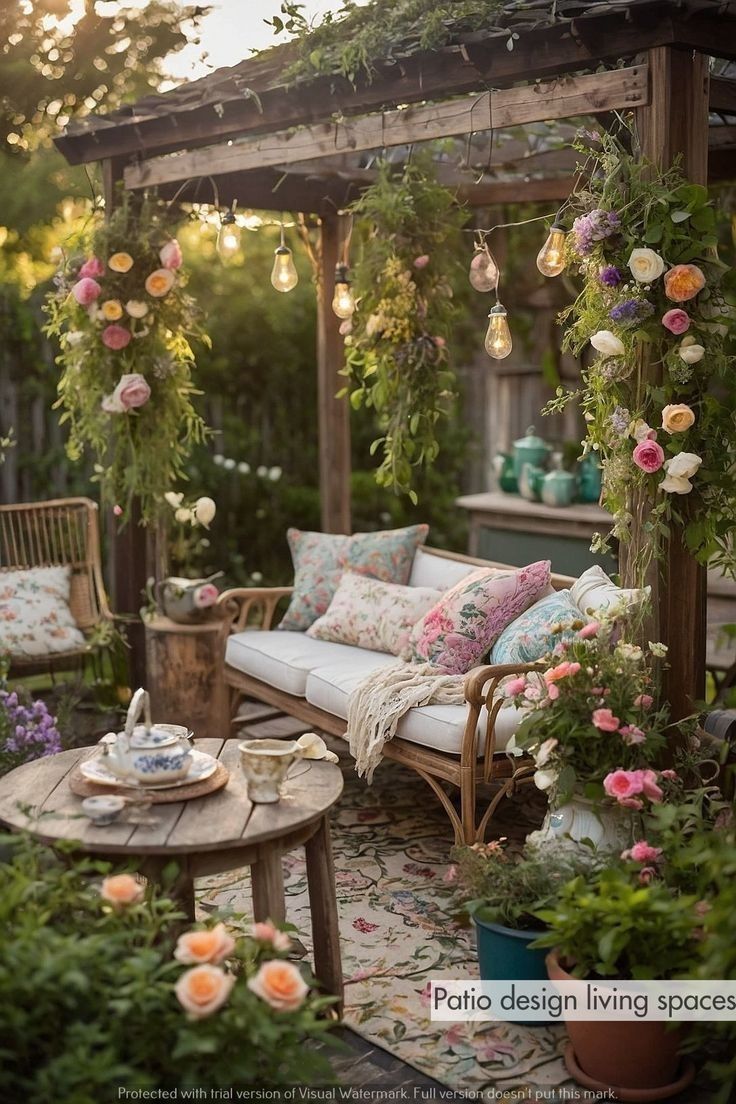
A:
279,524,429,632
490,589,588,666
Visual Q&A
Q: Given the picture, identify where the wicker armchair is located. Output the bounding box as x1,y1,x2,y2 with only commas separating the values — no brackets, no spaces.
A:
0,497,113,677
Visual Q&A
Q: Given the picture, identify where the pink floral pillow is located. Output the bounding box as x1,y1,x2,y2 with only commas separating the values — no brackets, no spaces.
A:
307,573,442,655
406,561,552,674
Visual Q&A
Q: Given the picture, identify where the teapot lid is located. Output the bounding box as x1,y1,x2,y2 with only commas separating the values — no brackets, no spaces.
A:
513,425,550,450
128,724,180,749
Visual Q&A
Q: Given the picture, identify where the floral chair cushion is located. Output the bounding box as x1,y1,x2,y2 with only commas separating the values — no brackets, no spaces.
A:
490,589,589,666
406,561,552,674
307,572,443,655
0,565,86,658
279,524,429,631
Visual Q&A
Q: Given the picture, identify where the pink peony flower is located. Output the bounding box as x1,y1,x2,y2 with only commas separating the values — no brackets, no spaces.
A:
637,768,664,803
593,708,620,732
72,277,102,305
619,724,646,745
661,308,690,335
79,256,105,279
101,324,131,351
159,238,183,269
413,254,430,268
603,769,642,800
634,693,654,709
633,438,665,473
504,676,527,697
578,621,600,639
627,841,663,863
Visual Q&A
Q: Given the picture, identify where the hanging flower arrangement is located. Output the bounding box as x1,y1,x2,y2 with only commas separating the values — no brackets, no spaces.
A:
343,158,467,501
547,123,736,583
45,198,209,525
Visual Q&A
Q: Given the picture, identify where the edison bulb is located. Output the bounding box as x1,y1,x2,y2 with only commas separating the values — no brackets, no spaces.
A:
270,246,298,292
469,247,499,292
536,225,567,277
217,216,241,261
484,303,512,359
332,264,355,319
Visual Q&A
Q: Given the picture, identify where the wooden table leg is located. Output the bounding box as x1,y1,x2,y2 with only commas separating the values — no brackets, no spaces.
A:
305,813,343,1008
141,858,195,921
251,849,286,924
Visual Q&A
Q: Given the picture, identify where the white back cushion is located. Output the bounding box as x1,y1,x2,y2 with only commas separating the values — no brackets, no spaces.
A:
408,549,479,590
571,565,650,616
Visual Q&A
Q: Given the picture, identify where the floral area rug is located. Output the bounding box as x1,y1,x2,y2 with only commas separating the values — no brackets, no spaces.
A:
196,733,581,1095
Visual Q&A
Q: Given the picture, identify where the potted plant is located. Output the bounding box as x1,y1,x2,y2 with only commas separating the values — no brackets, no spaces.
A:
505,617,675,854
447,839,588,983
532,861,701,1099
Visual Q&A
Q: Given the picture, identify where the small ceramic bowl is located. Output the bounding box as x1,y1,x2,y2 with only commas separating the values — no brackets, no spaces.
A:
81,795,126,825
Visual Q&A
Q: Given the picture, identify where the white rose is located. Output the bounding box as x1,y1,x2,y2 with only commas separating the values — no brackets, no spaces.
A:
533,768,557,791
665,452,702,480
660,474,693,494
535,737,558,768
125,300,149,319
193,496,216,528
628,248,666,283
590,330,625,357
678,343,705,364
164,491,184,509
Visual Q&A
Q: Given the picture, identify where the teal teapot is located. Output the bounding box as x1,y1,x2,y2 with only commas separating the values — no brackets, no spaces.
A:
512,426,551,481
578,452,603,504
492,450,518,494
541,452,577,508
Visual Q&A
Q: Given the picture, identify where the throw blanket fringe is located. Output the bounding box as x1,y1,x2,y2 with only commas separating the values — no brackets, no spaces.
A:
347,662,465,782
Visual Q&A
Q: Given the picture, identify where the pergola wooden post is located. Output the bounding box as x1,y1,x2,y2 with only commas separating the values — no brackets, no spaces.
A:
636,46,710,717
316,213,351,533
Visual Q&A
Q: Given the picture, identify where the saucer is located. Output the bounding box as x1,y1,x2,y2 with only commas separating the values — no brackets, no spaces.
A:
80,749,218,790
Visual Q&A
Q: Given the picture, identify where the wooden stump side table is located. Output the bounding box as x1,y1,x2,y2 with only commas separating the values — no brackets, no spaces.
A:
0,740,344,1004
144,614,229,741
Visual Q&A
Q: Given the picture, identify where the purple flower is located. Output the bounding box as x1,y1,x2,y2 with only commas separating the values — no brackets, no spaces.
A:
1,687,61,764
610,298,654,324
610,405,631,435
572,209,621,256
599,265,622,288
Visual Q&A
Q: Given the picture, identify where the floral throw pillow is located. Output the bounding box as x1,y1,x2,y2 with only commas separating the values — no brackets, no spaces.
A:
0,565,86,658
490,589,589,666
279,524,429,632
406,561,552,674
307,573,443,655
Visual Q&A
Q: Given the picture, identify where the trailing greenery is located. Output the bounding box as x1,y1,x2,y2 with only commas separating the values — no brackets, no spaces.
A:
546,122,736,583
343,158,467,501
267,1,505,85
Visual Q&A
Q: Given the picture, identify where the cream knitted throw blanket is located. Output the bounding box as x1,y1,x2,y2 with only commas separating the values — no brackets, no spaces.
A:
347,662,466,782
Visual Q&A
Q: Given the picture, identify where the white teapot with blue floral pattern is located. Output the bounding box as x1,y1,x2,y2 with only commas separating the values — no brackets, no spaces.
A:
101,688,192,785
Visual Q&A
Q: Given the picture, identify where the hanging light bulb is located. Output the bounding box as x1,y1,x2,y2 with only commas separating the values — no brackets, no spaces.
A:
217,201,241,262
485,301,513,360
469,244,499,292
270,224,298,292
536,223,567,277
332,263,355,320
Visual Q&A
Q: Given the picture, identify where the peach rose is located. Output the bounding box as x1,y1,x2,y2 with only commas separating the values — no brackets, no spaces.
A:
108,252,134,273
664,264,705,302
175,964,235,1019
661,404,695,435
101,299,123,321
251,920,292,953
174,922,236,965
100,873,144,908
247,959,308,1011
145,268,175,298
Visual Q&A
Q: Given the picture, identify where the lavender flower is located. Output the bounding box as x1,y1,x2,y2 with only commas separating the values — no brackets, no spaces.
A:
0,689,62,769
572,209,621,256
609,405,631,435
610,298,654,324
599,265,622,288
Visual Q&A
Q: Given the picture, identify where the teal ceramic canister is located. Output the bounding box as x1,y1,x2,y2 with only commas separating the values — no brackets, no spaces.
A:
512,426,551,481
474,917,551,1025
541,467,576,507
578,452,603,504
493,451,518,494
519,462,545,502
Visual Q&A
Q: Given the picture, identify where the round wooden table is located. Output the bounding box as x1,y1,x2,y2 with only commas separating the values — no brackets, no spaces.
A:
0,738,344,1003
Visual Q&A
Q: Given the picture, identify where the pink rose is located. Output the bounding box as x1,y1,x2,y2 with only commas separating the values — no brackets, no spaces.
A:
661,768,678,781
79,256,105,279
603,769,642,800
593,708,620,732
193,583,219,609
251,920,291,953
632,438,665,473
636,768,664,803
634,693,654,709
629,840,663,863
102,372,151,413
101,324,131,351
72,277,102,305
159,238,183,270
620,796,644,810
578,621,600,639
504,676,527,697
661,308,690,335
413,254,430,268
546,683,560,701
619,724,646,745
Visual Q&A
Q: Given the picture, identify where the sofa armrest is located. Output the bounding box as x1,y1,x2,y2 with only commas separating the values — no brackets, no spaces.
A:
217,586,294,633
461,661,544,774
463,661,545,707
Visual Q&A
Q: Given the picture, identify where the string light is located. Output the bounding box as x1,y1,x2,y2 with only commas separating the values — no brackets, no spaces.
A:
485,299,512,360
536,221,567,277
217,200,241,261
332,263,355,319
270,221,298,292
468,243,499,292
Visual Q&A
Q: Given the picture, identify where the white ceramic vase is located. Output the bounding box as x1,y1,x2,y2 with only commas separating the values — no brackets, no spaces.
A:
526,794,636,858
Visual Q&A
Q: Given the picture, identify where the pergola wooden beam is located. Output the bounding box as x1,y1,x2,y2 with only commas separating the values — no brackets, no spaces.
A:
125,66,649,191
710,75,736,115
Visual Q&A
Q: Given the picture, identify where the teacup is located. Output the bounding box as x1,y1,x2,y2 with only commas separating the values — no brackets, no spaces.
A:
81,794,126,825
238,738,302,803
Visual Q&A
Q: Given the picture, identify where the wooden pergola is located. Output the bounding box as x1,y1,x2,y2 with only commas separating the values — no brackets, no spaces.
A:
56,0,736,714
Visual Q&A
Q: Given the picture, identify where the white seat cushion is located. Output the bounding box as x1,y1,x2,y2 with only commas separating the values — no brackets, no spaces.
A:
408,548,478,590
225,630,393,696
305,654,524,757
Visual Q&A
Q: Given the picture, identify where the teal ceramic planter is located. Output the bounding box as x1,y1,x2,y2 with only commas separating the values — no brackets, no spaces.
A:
474,917,549,982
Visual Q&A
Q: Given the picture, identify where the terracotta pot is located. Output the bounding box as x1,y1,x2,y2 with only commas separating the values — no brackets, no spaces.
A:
546,952,694,1100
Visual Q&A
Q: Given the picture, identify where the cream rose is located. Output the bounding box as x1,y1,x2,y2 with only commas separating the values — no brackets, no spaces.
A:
145,268,175,298
247,959,308,1011
661,404,695,434
108,252,134,273
628,248,666,283
193,496,216,528
174,923,236,965
175,964,235,1019
125,300,149,319
590,330,625,357
100,873,144,908
665,452,702,480
660,474,693,494
533,768,557,791
679,342,705,364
